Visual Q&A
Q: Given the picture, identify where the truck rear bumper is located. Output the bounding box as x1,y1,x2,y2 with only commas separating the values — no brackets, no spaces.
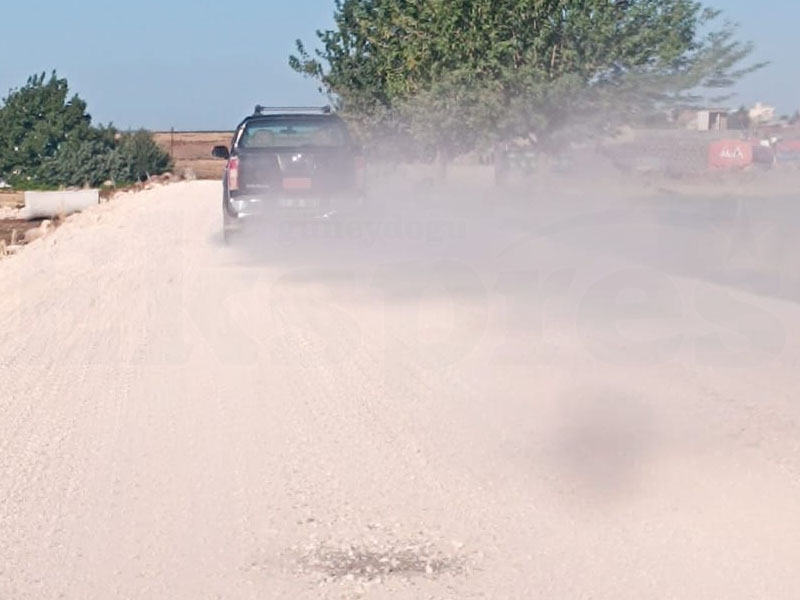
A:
226,192,362,221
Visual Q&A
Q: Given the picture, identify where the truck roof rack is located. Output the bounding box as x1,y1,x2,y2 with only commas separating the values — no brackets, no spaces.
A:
253,105,332,116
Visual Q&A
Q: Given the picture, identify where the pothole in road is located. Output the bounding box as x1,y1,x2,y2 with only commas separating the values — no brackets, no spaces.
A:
294,537,466,583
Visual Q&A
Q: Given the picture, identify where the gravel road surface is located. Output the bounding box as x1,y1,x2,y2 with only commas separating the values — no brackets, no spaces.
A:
1,180,799,598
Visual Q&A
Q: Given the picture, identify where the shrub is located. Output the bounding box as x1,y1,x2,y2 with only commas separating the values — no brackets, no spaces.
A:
113,130,172,183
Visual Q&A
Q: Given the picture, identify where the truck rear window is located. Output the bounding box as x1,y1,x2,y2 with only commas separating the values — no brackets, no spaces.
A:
239,118,349,149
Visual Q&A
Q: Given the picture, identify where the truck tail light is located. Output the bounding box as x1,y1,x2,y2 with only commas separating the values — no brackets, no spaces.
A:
354,155,366,170
228,156,240,191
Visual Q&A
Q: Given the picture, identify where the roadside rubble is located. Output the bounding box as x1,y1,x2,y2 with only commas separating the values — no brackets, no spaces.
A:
0,219,54,256
23,219,52,244
0,172,182,259
0,206,22,220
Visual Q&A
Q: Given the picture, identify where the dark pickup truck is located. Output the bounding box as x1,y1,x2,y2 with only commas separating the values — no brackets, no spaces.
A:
212,106,365,242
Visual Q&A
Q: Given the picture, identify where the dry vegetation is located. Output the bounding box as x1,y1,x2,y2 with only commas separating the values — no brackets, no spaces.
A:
152,131,231,180
0,219,26,247
0,191,24,208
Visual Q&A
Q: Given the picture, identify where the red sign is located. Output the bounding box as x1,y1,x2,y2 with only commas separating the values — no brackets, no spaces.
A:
777,139,800,153
708,140,753,169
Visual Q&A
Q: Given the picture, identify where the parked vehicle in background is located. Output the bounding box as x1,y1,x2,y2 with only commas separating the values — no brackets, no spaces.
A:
212,106,365,242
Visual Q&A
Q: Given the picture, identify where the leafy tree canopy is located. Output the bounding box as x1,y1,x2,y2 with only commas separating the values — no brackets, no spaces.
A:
0,72,171,188
291,0,764,158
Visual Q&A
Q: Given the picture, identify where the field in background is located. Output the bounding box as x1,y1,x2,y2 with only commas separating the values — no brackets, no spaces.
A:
152,131,231,180
0,191,24,208
151,127,800,188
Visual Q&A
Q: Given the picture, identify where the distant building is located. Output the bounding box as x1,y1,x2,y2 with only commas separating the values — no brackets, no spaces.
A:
749,102,776,125
697,109,729,131
673,109,700,129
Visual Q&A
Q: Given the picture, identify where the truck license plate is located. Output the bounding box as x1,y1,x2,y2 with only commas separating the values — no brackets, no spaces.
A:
282,177,313,190
277,197,318,208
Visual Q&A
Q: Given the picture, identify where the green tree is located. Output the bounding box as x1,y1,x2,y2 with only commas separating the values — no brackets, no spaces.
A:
38,127,119,188
291,0,764,159
114,130,173,183
728,105,751,130
0,72,94,186
0,72,171,188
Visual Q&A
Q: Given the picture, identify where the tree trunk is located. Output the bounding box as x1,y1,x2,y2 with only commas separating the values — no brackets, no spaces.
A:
436,147,449,181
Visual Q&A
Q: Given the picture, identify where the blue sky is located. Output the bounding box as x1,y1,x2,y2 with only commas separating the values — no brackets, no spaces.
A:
0,0,794,130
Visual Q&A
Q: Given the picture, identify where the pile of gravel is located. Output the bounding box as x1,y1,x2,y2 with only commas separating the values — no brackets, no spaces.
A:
293,534,467,584
0,206,23,220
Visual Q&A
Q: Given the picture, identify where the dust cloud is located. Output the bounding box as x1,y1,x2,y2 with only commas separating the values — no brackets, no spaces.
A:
223,154,799,506
3,167,799,597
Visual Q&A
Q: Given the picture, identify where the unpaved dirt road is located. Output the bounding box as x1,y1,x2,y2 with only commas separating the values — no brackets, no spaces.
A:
1,180,800,599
